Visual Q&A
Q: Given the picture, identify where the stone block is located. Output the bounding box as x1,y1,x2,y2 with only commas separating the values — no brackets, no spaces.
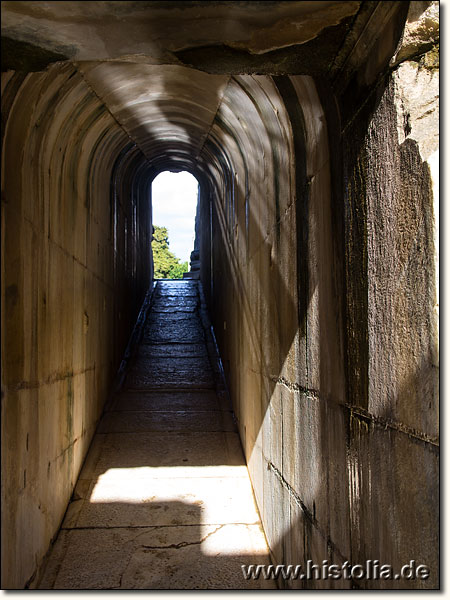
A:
347,414,438,589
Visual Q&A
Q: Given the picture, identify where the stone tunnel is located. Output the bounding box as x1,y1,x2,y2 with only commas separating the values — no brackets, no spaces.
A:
1,0,439,590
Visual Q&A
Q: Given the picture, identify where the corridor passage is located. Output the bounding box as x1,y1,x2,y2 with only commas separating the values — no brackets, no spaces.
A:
38,280,274,590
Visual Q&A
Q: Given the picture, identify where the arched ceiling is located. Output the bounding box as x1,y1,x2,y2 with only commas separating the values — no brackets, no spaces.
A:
1,1,410,180
78,62,230,173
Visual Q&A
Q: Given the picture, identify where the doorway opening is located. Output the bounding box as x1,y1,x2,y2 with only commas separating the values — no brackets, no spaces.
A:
151,171,199,280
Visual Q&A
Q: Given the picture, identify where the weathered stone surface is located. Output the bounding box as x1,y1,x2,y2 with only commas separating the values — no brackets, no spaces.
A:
71,475,260,528
151,297,199,312
1,63,153,589
143,320,205,344
36,280,271,589
347,413,438,589
364,78,438,440
39,525,275,590
1,1,438,591
393,1,439,66
98,409,235,434
1,35,68,71
79,432,245,478
110,390,225,412
1,1,360,64
125,356,214,389
393,55,439,162
136,343,207,358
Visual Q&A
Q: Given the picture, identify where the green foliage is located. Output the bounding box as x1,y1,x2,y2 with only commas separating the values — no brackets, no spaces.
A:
169,260,189,279
152,225,189,279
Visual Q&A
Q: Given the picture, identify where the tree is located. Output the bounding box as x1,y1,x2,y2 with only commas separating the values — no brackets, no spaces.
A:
152,225,188,279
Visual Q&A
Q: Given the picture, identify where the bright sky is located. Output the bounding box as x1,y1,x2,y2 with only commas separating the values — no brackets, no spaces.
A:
151,171,199,265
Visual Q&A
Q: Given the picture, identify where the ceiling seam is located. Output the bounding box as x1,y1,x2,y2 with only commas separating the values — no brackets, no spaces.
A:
73,62,151,166
196,75,231,162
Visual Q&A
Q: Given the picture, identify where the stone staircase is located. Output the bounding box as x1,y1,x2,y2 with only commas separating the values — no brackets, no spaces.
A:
38,280,274,590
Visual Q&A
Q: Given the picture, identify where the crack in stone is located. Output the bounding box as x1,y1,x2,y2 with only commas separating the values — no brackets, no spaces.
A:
267,461,316,526
270,375,321,400
346,404,439,448
140,524,225,551
266,461,347,563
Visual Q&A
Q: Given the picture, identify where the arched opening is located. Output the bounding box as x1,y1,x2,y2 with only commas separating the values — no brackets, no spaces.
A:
1,0,439,590
151,171,199,280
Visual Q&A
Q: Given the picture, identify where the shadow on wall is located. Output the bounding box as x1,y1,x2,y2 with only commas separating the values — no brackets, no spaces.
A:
73,52,437,590
1,1,438,590
199,73,349,589
0,64,158,590
38,406,436,591
196,71,438,589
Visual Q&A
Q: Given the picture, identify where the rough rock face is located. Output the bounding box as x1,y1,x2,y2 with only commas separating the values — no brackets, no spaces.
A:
348,77,438,589
1,1,439,590
393,56,439,161
1,1,361,65
393,1,439,65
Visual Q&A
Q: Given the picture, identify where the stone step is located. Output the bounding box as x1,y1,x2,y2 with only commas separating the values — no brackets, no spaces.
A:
38,280,274,590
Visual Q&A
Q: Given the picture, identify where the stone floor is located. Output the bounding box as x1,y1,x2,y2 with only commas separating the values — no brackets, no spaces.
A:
38,280,275,590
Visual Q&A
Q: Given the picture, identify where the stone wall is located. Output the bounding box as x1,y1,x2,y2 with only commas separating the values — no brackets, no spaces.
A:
1,64,152,588
340,41,439,590
198,19,438,589
200,73,350,589
0,1,439,590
